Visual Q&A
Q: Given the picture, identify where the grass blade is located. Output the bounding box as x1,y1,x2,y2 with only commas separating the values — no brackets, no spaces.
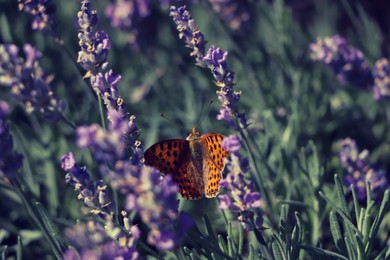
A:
299,244,349,260
365,189,389,256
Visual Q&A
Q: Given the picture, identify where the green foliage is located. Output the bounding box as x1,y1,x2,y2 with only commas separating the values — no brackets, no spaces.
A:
0,0,389,259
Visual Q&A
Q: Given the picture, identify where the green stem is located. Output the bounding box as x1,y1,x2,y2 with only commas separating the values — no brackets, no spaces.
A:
10,178,64,258
239,128,272,217
97,91,106,130
60,114,77,129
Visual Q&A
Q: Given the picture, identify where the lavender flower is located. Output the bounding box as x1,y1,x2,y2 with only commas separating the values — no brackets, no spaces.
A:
0,101,23,180
170,5,207,66
70,105,186,251
64,1,191,253
338,138,388,201
373,58,390,100
61,152,113,216
310,35,373,89
126,170,192,250
105,0,151,30
63,215,140,260
0,44,65,121
207,0,251,33
170,5,246,128
218,135,263,230
18,0,62,43
77,0,111,77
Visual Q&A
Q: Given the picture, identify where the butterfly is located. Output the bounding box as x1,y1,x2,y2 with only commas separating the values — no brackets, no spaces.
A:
144,128,229,200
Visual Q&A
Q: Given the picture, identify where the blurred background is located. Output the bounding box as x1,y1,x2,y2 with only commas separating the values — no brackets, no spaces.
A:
0,0,389,258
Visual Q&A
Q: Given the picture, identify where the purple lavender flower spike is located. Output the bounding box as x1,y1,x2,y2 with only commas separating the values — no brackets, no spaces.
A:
310,35,373,89
170,5,246,127
18,0,62,43
64,216,139,260
207,0,252,33
0,44,65,121
338,138,388,201
0,101,23,180
77,0,111,77
218,134,263,230
373,58,390,100
203,45,243,126
170,5,207,66
125,168,191,251
222,134,241,154
203,45,229,82
61,152,115,216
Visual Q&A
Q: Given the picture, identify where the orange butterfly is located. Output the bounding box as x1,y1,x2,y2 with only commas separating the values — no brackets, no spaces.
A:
144,128,229,200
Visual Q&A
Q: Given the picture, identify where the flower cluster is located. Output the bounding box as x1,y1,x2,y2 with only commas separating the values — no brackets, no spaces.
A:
77,0,111,78
61,152,113,217
169,5,207,66
0,101,24,180
71,105,189,250
18,0,61,42
208,0,252,33
0,44,65,121
126,169,193,251
63,213,140,260
170,5,246,129
72,110,189,250
105,0,152,45
310,35,373,89
218,135,263,230
373,58,390,100
338,138,388,201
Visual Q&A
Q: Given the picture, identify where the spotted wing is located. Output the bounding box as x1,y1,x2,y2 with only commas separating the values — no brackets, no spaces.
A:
200,133,229,198
144,139,189,175
174,159,203,200
144,139,202,200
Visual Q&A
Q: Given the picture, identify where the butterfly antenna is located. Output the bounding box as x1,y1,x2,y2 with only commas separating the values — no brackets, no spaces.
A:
160,113,188,133
160,113,175,124
197,99,214,127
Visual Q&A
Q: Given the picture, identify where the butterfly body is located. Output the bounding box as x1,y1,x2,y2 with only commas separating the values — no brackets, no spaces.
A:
144,128,229,200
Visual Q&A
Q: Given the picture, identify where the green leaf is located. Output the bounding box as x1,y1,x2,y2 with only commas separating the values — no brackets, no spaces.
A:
218,235,228,254
355,234,365,260
329,211,346,254
16,236,22,260
362,201,374,245
351,185,361,224
279,204,288,245
203,214,219,248
227,236,235,257
366,181,372,207
318,191,360,234
290,212,302,259
248,243,256,260
334,174,351,219
35,202,67,255
345,235,357,260
271,240,284,260
271,234,286,260
299,244,349,260
357,208,365,231
237,221,244,255
365,189,390,256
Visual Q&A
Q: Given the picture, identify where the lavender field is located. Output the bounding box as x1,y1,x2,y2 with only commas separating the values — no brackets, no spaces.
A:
0,0,389,259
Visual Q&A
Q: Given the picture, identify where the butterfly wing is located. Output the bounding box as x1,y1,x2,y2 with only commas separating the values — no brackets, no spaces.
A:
175,159,203,200
200,133,229,198
144,139,189,175
144,139,202,200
